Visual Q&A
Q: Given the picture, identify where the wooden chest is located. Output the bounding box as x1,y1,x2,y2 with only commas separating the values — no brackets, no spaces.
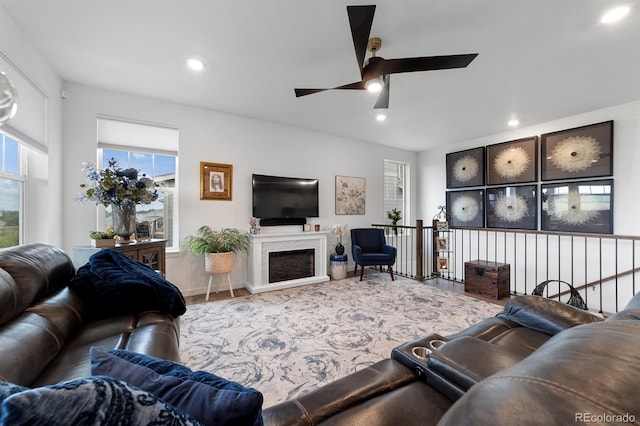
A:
464,260,510,300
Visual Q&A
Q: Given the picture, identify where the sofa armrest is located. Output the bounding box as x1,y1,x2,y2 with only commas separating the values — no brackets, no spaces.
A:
496,295,603,336
427,336,524,391
262,359,416,426
382,244,396,256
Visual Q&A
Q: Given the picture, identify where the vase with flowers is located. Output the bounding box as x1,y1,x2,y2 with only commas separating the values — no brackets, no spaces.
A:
329,224,347,255
77,159,158,242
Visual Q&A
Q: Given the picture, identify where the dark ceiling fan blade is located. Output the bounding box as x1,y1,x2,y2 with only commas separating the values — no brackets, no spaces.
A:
295,81,366,98
374,75,389,109
347,5,376,72
295,88,328,97
379,54,478,75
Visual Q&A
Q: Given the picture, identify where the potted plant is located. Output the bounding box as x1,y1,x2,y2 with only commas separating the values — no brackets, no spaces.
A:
387,208,402,235
182,226,250,275
89,230,117,248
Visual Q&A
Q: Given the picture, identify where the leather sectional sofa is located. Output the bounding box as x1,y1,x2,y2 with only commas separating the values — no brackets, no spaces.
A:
2,242,639,425
0,243,182,387
263,289,640,425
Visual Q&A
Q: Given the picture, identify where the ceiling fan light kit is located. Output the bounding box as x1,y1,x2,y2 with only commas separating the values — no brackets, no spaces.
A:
294,5,478,110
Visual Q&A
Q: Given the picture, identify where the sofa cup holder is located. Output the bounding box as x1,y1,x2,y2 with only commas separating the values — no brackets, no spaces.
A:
412,346,431,359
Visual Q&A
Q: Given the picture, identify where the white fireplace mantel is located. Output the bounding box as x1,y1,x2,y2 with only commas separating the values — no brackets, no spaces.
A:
247,231,330,293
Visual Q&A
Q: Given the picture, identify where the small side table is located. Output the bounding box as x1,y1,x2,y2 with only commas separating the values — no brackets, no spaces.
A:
330,254,348,280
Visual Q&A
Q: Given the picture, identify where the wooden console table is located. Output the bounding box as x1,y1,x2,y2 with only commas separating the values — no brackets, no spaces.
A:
72,239,167,274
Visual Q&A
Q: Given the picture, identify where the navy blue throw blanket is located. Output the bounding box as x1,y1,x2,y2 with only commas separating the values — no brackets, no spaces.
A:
70,249,186,318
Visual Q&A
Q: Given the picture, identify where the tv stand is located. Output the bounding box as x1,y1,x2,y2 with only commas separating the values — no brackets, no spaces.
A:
260,218,307,227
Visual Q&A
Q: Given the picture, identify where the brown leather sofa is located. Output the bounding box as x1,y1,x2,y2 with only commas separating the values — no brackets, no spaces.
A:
0,243,181,388
263,291,640,425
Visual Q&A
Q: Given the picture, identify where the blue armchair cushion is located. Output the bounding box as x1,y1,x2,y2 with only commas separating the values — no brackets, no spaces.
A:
90,347,264,426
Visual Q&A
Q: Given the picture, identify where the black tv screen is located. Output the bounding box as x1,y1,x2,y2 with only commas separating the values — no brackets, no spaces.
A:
252,174,319,223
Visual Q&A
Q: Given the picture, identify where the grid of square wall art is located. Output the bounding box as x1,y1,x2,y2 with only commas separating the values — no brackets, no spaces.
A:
445,120,613,234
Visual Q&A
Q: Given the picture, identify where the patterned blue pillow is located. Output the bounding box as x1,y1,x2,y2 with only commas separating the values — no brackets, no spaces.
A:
0,381,29,416
0,376,202,425
90,348,264,426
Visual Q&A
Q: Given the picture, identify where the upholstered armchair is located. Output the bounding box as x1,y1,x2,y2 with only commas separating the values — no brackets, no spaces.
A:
350,228,397,281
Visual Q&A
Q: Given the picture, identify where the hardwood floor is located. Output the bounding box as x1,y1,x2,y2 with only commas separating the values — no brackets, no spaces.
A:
184,267,508,307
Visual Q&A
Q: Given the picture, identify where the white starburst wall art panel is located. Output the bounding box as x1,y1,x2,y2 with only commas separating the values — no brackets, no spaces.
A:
541,179,613,234
446,189,485,228
486,185,537,230
486,137,538,185
446,147,485,189
541,121,613,181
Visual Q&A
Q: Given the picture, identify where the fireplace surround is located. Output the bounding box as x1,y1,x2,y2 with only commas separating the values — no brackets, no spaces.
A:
247,231,330,293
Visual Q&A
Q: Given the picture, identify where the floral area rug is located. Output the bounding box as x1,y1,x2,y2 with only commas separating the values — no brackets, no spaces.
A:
179,273,503,408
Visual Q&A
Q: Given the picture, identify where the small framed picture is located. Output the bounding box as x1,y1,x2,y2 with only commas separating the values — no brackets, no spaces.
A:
437,256,449,272
437,237,449,251
135,221,152,241
435,221,449,231
200,162,233,200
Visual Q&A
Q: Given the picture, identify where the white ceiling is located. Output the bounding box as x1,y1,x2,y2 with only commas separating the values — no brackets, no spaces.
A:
1,0,638,152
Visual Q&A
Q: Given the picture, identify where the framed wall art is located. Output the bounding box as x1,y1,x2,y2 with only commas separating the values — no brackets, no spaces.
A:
446,189,485,228
446,147,485,189
486,185,537,230
541,179,613,234
335,175,366,215
200,162,233,200
541,121,613,181
486,136,538,185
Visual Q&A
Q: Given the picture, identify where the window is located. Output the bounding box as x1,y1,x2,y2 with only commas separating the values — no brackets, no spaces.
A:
383,160,409,225
0,132,25,248
97,117,178,250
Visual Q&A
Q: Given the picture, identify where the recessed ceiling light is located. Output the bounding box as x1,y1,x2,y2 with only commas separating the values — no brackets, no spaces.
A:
376,113,387,121
187,58,205,71
601,5,630,23
508,119,519,127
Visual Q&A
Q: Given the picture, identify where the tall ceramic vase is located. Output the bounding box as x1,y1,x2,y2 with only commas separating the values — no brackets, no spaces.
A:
111,203,137,242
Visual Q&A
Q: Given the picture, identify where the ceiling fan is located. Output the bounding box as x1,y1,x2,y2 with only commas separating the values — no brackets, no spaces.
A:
294,5,478,109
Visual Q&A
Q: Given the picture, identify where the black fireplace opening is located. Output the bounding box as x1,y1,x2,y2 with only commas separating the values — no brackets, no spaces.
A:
269,249,315,283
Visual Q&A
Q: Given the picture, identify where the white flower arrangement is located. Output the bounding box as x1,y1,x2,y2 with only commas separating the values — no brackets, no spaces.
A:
329,224,347,244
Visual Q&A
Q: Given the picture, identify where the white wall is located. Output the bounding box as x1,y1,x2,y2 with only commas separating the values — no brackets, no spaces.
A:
418,100,640,235
61,82,418,296
0,6,63,246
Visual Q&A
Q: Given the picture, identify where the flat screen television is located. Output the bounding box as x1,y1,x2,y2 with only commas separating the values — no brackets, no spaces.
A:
252,174,319,226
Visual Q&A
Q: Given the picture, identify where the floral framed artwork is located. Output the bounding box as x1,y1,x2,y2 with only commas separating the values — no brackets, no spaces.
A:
541,179,613,234
200,162,233,200
486,136,538,185
486,185,537,230
541,121,613,181
446,189,485,228
446,147,485,189
335,175,366,215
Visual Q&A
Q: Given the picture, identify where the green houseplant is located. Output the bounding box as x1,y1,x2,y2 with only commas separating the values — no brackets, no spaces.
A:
183,226,250,275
